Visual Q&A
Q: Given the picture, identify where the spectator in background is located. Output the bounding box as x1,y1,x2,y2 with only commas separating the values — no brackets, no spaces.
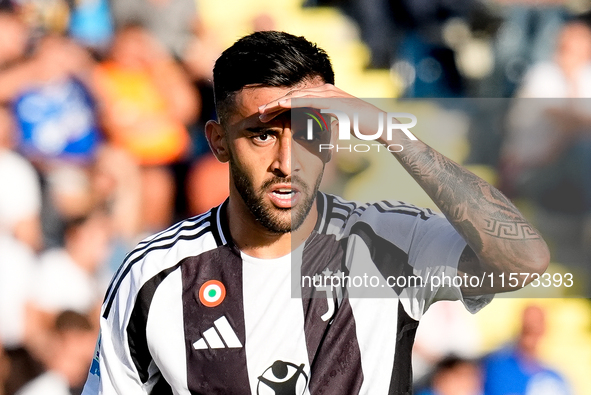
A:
110,0,197,60
0,26,101,246
0,105,41,351
0,11,43,251
0,221,38,351
42,164,97,250
483,0,568,97
417,356,483,395
482,305,571,395
25,209,112,372
5,36,100,248
502,19,591,277
0,90,44,395
5,35,99,165
92,25,199,231
110,0,225,220
30,210,112,336
412,300,481,383
516,20,591,98
15,311,96,395
0,105,42,251
90,144,143,248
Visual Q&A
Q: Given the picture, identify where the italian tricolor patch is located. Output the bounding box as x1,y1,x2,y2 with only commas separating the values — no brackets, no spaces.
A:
198,280,226,307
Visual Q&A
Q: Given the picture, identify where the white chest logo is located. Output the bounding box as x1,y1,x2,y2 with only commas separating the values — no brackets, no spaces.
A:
192,316,242,350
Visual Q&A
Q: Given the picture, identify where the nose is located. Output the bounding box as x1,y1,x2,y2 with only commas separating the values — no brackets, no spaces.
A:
271,133,292,177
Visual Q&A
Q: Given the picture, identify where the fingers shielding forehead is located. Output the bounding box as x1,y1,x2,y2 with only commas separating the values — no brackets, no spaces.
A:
258,84,343,121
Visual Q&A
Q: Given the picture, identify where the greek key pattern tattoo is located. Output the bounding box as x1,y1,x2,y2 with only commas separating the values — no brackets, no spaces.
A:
483,219,540,240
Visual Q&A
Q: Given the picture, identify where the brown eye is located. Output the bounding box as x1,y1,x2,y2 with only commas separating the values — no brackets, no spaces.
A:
253,132,275,144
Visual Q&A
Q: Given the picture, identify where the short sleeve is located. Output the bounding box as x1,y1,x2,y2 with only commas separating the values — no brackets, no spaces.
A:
402,213,494,320
82,262,154,395
342,201,493,321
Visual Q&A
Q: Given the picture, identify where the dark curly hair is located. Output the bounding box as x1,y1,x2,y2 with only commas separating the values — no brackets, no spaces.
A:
212,30,334,123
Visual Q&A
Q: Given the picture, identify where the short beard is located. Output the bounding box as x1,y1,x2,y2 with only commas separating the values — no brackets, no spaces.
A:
230,158,322,234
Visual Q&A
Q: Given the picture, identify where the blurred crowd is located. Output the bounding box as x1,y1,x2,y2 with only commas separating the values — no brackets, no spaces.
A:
0,0,589,394
412,301,573,395
331,1,590,394
338,0,591,284
0,1,228,394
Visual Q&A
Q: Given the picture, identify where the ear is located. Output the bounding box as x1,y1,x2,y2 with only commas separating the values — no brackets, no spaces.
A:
205,120,230,163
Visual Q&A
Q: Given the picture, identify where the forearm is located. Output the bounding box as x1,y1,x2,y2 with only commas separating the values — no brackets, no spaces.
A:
392,138,550,292
255,84,551,293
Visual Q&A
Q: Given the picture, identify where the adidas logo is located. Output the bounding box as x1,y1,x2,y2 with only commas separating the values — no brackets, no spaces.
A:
192,316,243,350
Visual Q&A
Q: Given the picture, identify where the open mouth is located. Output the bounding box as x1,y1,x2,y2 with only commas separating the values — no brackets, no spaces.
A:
268,185,301,208
271,188,296,199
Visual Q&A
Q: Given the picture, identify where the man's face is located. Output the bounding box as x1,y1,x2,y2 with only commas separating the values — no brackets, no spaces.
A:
222,80,330,233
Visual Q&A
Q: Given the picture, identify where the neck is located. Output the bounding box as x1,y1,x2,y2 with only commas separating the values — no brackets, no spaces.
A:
226,194,318,259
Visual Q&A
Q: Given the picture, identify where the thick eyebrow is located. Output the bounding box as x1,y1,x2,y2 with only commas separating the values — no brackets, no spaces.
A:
244,126,278,134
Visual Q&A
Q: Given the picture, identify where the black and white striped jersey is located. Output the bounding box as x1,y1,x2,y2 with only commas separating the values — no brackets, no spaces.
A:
82,192,492,395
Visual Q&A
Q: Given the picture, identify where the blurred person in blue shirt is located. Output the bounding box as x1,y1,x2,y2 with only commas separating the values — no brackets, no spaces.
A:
482,305,571,395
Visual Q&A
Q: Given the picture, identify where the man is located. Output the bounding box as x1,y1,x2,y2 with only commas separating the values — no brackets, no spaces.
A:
82,31,549,394
16,311,97,395
482,305,571,395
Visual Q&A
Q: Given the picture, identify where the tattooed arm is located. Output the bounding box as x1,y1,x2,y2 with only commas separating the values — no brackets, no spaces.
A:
256,84,550,295
391,136,550,296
